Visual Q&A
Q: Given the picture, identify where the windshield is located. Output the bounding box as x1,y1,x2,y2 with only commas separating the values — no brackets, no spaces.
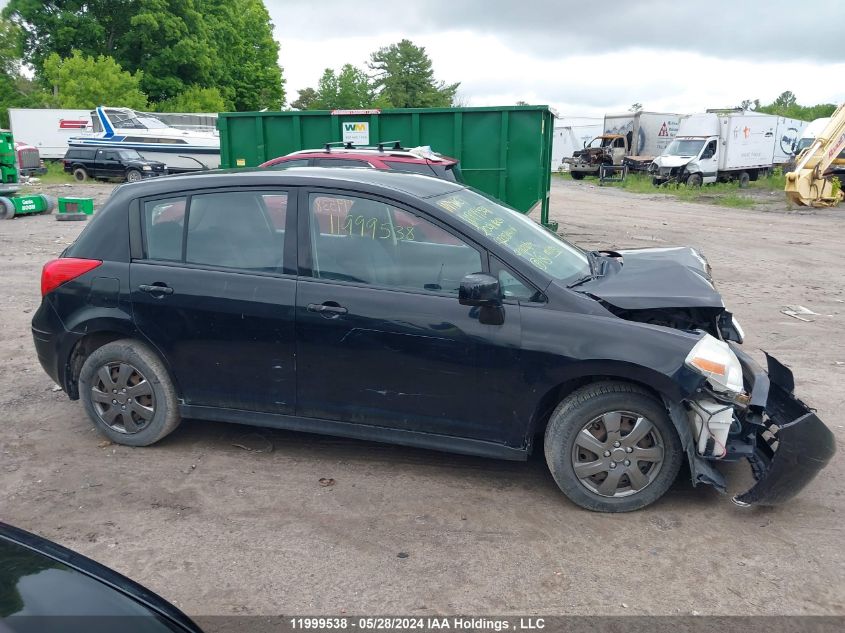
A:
430,188,591,284
136,116,170,130
665,139,705,157
794,137,814,153
586,137,612,149
118,149,143,160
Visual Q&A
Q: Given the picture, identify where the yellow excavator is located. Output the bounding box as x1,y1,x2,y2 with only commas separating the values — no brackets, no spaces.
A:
785,102,845,207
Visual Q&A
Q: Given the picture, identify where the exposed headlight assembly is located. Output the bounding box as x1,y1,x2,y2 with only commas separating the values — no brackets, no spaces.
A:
142,165,152,171
685,333,744,394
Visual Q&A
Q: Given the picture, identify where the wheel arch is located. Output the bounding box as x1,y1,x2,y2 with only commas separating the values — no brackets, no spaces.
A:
526,360,689,443
64,327,180,401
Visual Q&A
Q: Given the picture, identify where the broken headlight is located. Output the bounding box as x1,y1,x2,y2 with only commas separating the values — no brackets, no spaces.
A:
685,333,744,395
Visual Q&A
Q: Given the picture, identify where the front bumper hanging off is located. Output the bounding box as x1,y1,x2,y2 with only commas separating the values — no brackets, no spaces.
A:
731,346,836,505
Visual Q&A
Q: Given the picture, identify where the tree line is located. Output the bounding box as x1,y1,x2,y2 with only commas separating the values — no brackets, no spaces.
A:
291,40,459,111
0,0,285,125
739,91,837,120
0,2,460,126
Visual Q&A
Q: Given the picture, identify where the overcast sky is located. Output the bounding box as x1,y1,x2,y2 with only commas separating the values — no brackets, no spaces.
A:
268,0,845,118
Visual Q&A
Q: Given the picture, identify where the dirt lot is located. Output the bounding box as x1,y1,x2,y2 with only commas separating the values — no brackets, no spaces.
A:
1,179,843,616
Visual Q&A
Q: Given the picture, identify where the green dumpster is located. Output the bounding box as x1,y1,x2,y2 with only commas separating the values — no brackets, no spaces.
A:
217,106,555,227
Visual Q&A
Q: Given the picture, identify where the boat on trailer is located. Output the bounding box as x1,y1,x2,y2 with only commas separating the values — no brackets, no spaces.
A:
68,106,220,173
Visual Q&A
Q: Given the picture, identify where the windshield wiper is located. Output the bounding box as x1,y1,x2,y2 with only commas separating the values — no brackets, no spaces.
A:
567,274,595,289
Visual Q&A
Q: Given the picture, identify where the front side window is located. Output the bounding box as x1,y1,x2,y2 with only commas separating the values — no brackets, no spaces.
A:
308,193,481,293
431,188,590,285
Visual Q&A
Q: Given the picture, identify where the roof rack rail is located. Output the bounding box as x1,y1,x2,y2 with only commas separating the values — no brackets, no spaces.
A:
322,141,353,152
376,140,403,151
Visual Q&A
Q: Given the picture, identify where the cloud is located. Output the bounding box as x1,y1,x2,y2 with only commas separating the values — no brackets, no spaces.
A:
269,0,842,62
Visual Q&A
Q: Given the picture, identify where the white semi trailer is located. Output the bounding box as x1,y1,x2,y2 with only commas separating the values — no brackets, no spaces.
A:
650,111,795,187
9,108,92,159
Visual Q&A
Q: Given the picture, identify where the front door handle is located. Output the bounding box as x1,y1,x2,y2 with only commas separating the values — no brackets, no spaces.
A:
139,283,174,296
307,302,348,317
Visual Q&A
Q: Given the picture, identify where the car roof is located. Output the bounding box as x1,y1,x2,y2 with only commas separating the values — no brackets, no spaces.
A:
117,166,465,199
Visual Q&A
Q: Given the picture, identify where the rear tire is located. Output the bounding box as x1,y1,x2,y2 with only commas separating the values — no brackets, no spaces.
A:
0,197,14,220
79,339,181,447
738,171,750,188
544,381,683,512
570,171,586,180
73,167,88,182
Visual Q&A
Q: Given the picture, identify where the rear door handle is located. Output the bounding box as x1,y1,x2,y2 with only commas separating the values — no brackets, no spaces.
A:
139,283,174,296
307,302,348,317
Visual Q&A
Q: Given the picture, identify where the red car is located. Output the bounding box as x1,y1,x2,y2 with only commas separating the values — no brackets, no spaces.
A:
259,145,462,182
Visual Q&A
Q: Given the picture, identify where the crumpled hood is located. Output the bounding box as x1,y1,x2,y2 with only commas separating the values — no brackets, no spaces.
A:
573,246,724,310
653,155,694,168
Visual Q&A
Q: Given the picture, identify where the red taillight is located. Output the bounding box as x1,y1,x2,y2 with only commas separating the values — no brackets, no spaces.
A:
41,258,102,296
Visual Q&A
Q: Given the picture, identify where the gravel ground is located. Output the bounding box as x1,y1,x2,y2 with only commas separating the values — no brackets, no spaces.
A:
1,179,843,617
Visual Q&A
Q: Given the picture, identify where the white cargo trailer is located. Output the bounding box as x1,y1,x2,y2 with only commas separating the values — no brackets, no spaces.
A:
772,116,808,165
552,118,603,171
9,108,92,159
651,111,788,187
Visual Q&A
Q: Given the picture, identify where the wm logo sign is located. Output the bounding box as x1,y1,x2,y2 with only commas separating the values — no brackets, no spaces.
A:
343,123,367,132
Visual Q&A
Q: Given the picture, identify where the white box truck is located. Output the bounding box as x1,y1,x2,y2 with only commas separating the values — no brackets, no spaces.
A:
9,108,92,159
566,111,680,178
650,111,782,187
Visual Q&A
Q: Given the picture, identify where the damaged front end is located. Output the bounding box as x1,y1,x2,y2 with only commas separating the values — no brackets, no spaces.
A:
675,341,836,506
728,347,836,505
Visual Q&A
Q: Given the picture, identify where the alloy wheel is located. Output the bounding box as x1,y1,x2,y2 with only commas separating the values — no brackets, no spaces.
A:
90,362,156,434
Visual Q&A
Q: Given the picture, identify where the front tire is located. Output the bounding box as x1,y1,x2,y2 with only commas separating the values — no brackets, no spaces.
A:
686,173,703,187
79,339,181,446
570,171,586,180
544,382,683,512
126,169,143,183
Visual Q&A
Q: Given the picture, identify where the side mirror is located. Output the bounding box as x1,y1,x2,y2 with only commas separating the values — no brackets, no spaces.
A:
459,273,501,307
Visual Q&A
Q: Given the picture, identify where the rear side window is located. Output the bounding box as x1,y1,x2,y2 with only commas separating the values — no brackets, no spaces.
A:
142,192,287,271
266,158,309,170
143,197,186,261
185,191,283,272
312,158,371,168
66,149,95,160
383,160,458,182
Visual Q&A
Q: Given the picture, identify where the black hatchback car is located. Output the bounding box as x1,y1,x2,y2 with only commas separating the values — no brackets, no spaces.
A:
32,168,835,512
63,147,167,183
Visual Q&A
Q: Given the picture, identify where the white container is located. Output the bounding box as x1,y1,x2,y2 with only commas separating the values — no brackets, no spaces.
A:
689,399,734,457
